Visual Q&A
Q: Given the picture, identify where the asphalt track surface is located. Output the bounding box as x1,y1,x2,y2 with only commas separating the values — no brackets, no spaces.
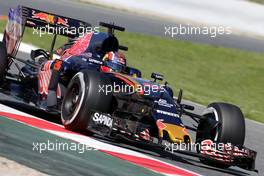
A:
0,0,264,52
0,116,165,176
0,0,263,176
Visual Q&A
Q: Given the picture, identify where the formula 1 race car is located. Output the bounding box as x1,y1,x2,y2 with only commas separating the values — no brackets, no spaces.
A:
0,6,257,172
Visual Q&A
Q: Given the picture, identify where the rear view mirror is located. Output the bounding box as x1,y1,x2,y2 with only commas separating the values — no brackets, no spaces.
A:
126,67,141,78
151,72,163,82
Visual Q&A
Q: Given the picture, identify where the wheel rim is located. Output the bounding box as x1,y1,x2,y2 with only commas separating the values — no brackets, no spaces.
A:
201,107,219,142
207,107,219,141
211,108,219,141
64,84,81,117
62,72,86,125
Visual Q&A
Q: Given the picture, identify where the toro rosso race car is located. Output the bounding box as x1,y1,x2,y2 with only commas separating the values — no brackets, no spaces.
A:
0,6,257,172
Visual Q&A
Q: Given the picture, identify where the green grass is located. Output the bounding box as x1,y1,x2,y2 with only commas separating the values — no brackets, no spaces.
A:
1,20,264,123
250,0,264,4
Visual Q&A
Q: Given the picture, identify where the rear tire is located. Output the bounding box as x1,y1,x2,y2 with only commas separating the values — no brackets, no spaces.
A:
61,70,112,131
0,41,7,82
196,102,245,167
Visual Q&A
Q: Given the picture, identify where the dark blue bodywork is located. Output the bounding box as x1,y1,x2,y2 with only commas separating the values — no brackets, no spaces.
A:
56,33,184,127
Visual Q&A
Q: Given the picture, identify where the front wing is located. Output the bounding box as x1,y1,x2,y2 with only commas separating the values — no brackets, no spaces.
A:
86,111,258,172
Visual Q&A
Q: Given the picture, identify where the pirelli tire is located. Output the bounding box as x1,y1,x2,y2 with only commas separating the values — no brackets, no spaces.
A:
196,102,245,168
0,41,7,82
61,70,112,131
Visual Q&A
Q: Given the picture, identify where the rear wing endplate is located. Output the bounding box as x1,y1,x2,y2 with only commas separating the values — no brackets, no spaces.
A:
3,5,91,56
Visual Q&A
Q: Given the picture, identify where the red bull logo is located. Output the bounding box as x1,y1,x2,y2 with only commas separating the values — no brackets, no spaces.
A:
32,10,54,24
57,17,69,27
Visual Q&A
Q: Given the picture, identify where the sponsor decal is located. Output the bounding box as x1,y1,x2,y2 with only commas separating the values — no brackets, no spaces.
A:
155,99,174,108
57,17,69,27
156,109,179,118
32,12,69,27
92,112,113,127
32,10,55,24
88,58,103,65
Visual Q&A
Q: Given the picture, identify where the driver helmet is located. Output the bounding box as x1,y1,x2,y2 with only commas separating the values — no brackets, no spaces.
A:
101,51,126,73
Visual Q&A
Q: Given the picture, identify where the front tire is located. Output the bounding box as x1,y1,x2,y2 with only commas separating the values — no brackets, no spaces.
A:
196,102,245,167
61,70,112,131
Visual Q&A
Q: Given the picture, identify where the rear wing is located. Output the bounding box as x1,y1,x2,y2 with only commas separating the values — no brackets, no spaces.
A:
3,5,91,56
23,6,91,37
